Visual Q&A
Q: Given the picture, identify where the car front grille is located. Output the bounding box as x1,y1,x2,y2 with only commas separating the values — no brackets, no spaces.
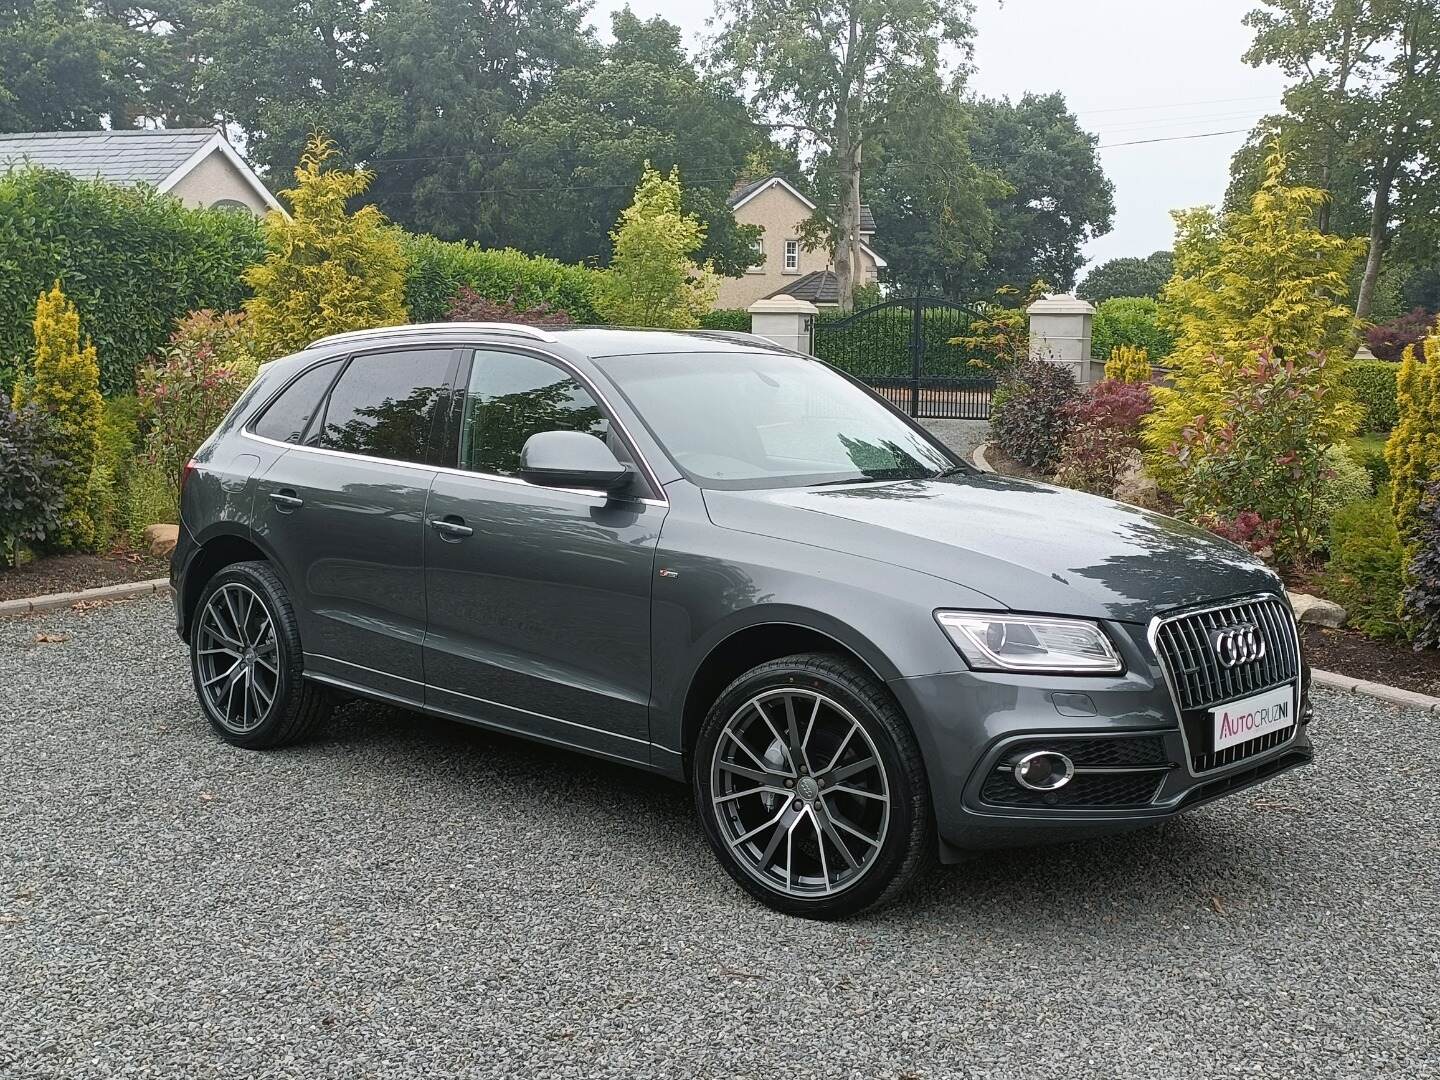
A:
1152,595,1301,773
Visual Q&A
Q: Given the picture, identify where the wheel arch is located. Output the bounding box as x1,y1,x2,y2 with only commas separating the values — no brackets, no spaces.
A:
678,615,902,778
179,527,278,640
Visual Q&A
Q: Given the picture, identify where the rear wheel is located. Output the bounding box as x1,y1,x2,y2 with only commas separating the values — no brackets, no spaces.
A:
190,561,331,749
693,653,932,919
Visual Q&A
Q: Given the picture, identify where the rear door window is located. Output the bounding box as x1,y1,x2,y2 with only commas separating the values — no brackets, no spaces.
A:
307,349,458,465
252,359,343,444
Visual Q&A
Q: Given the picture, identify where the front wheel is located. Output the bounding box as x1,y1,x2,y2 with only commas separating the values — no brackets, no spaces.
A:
693,653,932,919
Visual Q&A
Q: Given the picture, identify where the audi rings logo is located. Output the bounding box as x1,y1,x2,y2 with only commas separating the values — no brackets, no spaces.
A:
1209,623,1266,668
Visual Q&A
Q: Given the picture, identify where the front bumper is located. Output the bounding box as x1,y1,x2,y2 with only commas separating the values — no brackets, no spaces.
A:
889,622,1313,857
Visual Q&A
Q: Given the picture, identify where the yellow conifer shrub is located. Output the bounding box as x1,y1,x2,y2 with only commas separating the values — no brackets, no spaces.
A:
14,282,103,549
1104,345,1151,383
244,134,407,359
1386,319,1440,547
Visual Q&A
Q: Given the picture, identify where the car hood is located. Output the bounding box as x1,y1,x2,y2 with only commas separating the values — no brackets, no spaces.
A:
702,471,1281,623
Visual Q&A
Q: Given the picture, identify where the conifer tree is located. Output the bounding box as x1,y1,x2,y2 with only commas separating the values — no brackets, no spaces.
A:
244,135,408,358
14,283,102,549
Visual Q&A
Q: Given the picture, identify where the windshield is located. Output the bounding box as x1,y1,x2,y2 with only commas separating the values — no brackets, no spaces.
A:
593,351,959,489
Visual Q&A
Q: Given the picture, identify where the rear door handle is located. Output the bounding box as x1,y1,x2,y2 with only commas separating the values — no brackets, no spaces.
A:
268,490,304,511
429,515,473,539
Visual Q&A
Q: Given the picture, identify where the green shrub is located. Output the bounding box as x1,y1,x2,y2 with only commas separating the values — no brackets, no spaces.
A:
88,395,142,551
401,232,604,324
699,308,751,332
1347,437,1390,490
990,360,1079,472
1344,359,1399,433
1318,443,1374,527
123,459,177,545
0,392,64,567
1090,297,1175,363
1324,494,1405,640
0,168,265,395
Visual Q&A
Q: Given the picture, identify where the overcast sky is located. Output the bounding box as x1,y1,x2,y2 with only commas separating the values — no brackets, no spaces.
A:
587,0,1289,275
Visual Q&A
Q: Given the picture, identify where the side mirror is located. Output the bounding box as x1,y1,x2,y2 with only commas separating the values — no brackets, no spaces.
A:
519,430,632,493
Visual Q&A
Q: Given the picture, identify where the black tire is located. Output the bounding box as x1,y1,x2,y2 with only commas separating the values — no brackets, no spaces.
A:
693,652,932,919
189,560,331,749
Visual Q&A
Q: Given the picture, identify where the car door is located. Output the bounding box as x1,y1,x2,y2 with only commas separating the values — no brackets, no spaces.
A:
422,346,667,764
250,346,460,704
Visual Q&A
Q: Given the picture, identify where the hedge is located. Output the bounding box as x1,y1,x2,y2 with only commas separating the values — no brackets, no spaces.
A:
0,168,266,396
1344,358,1399,433
1090,297,1175,363
400,232,604,324
699,308,751,332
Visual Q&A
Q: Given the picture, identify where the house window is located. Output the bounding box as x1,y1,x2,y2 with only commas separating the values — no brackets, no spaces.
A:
784,240,799,272
747,235,765,274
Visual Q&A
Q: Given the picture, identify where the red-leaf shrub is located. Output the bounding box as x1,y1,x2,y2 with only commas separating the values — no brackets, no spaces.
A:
1365,307,1432,361
1053,379,1154,495
445,286,574,327
990,360,1079,472
1201,511,1282,557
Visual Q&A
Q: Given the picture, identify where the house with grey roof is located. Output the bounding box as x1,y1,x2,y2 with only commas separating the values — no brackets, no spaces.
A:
0,128,283,216
715,174,886,310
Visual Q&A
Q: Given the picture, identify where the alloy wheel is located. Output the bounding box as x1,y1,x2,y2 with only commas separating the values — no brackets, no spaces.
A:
196,582,280,734
709,688,891,898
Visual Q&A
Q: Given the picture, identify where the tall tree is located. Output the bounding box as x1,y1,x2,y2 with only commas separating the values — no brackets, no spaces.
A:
709,0,974,310
499,10,765,274
1077,251,1174,302
0,0,148,130
195,0,594,246
1242,0,1440,318
864,67,1002,295
961,92,1114,296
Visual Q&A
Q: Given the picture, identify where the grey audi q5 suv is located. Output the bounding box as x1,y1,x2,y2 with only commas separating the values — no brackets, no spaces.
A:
172,322,1313,918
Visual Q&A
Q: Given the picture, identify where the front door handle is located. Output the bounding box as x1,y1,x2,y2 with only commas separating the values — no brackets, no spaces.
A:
268,490,304,511
429,515,474,540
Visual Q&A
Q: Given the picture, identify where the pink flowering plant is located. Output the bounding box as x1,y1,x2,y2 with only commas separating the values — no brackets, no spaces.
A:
135,311,257,501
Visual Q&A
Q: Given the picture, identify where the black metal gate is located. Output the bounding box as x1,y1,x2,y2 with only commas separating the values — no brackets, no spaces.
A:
813,295,995,419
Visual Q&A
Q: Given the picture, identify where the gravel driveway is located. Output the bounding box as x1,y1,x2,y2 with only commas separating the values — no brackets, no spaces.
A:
2,595,1436,1079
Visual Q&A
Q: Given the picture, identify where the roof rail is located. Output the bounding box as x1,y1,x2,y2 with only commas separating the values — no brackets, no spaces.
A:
305,321,559,351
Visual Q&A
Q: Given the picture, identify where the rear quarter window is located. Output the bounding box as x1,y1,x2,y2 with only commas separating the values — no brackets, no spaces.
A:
251,359,343,444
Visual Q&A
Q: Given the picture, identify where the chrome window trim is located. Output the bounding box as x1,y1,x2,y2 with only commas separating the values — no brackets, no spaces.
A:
242,340,669,508
1146,591,1302,779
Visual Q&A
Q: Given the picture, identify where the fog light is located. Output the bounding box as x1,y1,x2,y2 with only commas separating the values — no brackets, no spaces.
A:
1013,750,1075,792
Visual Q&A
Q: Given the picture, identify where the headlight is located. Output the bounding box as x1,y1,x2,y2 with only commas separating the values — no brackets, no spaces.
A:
935,611,1122,674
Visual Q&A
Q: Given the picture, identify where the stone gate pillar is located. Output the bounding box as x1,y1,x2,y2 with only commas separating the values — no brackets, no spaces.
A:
1026,293,1096,385
747,295,818,354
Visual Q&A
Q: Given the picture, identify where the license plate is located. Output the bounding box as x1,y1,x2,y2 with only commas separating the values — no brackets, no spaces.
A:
1211,683,1295,752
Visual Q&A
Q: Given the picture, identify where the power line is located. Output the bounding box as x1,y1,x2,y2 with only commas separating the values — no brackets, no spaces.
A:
1097,128,1253,149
